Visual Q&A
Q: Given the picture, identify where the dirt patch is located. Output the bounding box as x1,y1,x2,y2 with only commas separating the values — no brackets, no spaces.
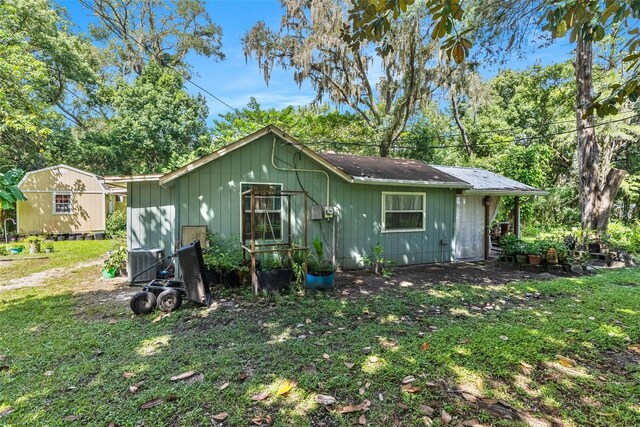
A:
0,259,104,292
334,261,563,297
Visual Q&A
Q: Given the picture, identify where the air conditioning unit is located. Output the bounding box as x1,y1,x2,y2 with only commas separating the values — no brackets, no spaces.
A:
128,248,164,283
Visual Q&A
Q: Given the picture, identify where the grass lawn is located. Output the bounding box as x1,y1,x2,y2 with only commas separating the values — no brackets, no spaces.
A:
0,240,114,282
0,261,639,426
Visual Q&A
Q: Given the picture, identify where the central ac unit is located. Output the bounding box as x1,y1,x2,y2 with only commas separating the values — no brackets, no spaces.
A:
128,248,164,283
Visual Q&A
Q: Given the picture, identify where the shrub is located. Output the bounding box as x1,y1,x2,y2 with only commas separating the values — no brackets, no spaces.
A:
0,244,7,256
203,233,242,273
106,209,127,238
607,221,640,253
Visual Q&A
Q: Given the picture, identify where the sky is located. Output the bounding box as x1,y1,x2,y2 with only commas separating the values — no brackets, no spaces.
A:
59,0,575,120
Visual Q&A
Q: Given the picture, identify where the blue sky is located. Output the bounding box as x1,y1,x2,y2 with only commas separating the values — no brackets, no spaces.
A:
59,0,575,120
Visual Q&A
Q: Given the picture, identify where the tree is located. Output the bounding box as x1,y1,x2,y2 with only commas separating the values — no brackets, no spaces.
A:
80,0,224,76
242,0,440,157
0,169,27,211
0,0,97,170
77,63,210,175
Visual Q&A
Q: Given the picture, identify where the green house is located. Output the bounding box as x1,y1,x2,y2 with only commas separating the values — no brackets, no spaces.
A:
106,125,545,271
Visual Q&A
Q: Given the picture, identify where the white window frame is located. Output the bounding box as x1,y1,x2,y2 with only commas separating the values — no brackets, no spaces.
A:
240,182,284,241
52,191,73,215
381,191,426,233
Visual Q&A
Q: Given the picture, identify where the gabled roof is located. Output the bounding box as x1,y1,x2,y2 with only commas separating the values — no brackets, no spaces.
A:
432,165,548,196
319,153,470,188
17,164,122,193
158,125,353,186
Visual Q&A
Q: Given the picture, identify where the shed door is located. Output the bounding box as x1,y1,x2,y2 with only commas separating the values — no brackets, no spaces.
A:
454,195,484,260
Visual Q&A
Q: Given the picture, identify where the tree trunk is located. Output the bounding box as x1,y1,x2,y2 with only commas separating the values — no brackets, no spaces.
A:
575,39,626,232
451,94,473,156
575,39,600,230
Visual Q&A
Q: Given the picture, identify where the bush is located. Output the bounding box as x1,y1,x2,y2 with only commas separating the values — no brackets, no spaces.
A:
0,244,7,256
106,209,127,238
607,221,640,253
203,233,243,273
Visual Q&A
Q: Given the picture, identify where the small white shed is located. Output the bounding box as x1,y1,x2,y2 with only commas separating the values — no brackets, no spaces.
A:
433,166,548,261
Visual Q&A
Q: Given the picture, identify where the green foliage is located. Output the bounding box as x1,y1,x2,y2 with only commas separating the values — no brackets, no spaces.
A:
0,244,7,256
104,240,126,272
78,63,209,175
308,236,334,275
606,221,640,253
43,240,54,251
0,169,27,210
500,233,528,256
202,233,243,273
105,209,127,238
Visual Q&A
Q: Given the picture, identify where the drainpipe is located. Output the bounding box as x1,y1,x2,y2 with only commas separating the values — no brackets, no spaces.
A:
514,196,520,238
484,196,491,260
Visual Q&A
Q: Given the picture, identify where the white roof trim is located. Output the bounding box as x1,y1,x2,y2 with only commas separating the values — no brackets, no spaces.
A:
158,125,352,186
105,175,162,186
463,189,549,196
18,164,103,188
351,176,472,189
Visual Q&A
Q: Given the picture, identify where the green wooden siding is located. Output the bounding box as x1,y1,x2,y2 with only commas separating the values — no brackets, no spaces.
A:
128,133,456,269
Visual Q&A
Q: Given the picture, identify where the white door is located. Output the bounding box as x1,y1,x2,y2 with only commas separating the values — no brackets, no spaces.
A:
454,195,484,260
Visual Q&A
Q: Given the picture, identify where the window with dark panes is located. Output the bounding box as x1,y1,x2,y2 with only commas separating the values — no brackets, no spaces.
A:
54,193,72,214
382,192,425,232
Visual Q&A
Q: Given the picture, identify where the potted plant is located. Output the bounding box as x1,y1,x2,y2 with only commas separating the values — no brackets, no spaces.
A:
203,233,245,287
103,241,126,278
499,234,519,262
307,236,335,289
24,236,44,254
256,253,292,292
9,242,24,255
44,240,54,253
527,241,543,266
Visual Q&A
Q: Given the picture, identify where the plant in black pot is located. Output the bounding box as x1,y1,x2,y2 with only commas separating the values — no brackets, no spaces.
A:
256,253,292,292
203,233,244,287
307,236,335,289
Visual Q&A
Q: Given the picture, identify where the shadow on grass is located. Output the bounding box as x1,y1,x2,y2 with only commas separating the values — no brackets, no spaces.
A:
0,269,639,426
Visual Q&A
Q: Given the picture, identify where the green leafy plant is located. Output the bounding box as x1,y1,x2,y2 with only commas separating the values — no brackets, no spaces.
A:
104,240,126,273
44,240,54,251
0,168,27,210
260,253,283,271
203,233,243,274
105,209,127,238
0,244,7,256
308,236,334,276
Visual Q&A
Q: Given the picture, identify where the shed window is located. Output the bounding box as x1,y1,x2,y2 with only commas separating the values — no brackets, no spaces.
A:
382,192,425,232
241,183,282,241
54,192,72,214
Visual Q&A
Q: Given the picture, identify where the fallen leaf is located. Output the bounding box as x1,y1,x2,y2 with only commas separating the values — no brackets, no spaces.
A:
499,335,509,341
238,372,249,381
359,387,365,395
344,362,355,369
461,392,477,403
316,394,336,405
139,398,163,409
152,313,170,323
378,393,384,401
63,415,81,421
400,384,422,393
251,414,272,425
459,338,470,344
423,416,433,426
401,375,416,384
519,361,533,375
420,405,434,416
420,342,431,351
397,403,408,410
338,399,371,414
305,318,312,324
358,414,367,425
212,412,229,421
322,353,330,360
369,356,379,363
462,418,484,427
219,382,230,391
123,372,135,379
0,407,15,418
276,380,296,396
43,370,54,376
107,422,116,427
128,382,144,394
628,344,640,354
0,355,6,361
251,391,270,401
557,355,577,368
171,371,196,381
440,409,452,425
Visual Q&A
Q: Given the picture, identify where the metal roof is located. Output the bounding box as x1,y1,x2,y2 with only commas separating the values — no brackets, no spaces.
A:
431,165,548,196
319,153,471,188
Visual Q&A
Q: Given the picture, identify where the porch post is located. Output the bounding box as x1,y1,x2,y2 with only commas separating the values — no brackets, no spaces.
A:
484,196,490,260
514,196,520,238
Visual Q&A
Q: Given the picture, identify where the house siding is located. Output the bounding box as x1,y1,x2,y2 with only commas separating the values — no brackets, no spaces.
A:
129,134,455,269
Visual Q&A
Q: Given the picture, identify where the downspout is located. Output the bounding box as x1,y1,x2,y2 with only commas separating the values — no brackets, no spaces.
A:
271,137,335,265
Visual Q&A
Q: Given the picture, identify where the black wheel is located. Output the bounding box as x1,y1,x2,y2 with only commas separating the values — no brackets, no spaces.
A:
157,290,183,312
130,291,157,315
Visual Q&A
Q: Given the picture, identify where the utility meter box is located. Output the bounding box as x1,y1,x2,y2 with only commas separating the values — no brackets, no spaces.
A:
323,206,335,219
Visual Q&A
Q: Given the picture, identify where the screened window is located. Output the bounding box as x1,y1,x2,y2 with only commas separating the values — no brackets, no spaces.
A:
54,192,72,214
241,183,282,241
382,192,425,232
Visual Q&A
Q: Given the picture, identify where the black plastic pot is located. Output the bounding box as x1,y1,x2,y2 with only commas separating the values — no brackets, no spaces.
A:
94,232,106,240
220,270,242,287
257,269,292,292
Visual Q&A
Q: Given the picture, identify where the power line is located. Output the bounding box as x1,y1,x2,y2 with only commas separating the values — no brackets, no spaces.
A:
79,1,239,113
298,113,640,151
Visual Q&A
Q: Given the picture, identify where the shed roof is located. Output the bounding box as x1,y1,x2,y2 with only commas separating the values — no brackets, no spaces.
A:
319,153,470,188
431,166,548,196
